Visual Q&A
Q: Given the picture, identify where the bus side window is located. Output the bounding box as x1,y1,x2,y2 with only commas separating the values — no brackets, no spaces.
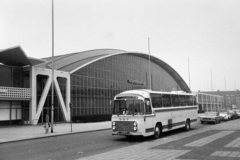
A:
189,95,193,106
185,95,189,106
193,96,197,105
158,96,163,108
162,94,171,107
179,95,185,106
185,95,193,106
172,94,179,107
150,94,162,108
145,99,152,114
152,97,157,108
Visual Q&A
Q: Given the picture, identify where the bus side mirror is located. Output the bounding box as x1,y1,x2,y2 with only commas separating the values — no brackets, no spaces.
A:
110,100,113,106
152,110,156,116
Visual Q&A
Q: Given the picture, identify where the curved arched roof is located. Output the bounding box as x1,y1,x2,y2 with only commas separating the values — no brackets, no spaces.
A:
36,49,191,93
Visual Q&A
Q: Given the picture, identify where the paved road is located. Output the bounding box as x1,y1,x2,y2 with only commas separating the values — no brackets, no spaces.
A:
80,120,240,160
1,120,240,160
0,122,206,160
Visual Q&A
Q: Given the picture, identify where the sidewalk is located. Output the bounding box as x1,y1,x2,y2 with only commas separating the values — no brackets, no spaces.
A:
0,121,111,144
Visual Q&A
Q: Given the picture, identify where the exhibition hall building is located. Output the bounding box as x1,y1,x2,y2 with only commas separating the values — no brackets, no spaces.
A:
0,46,192,125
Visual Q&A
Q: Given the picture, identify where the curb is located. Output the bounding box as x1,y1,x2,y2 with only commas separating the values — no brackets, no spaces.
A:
0,127,111,144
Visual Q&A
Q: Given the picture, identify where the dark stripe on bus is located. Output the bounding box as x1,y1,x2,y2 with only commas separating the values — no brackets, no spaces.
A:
154,106,198,113
162,121,185,129
145,128,154,133
146,118,198,132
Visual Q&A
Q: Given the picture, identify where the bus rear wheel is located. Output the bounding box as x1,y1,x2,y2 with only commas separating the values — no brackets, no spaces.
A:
153,124,162,139
184,119,191,131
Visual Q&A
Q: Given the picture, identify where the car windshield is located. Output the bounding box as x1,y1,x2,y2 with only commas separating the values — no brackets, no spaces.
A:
220,112,227,114
113,99,144,115
205,112,217,116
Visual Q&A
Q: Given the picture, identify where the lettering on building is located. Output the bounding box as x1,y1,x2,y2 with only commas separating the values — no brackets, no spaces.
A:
127,79,146,86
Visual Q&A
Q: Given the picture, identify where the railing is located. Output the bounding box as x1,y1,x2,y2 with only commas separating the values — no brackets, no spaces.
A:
0,86,31,99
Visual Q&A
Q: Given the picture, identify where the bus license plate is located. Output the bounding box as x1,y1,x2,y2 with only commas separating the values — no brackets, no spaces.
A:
119,131,129,135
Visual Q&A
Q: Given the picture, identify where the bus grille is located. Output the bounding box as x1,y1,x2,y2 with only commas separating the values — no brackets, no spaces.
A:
116,121,133,131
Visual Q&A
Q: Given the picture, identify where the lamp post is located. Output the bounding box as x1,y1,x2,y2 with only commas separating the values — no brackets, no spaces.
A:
69,102,73,132
148,37,151,90
51,0,55,133
211,69,213,91
188,58,191,90
224,76,226,91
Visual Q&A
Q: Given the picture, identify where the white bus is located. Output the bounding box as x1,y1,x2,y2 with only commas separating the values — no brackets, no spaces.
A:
111,89,198,138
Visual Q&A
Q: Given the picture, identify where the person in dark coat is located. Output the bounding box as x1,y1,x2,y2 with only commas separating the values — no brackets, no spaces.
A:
45,114,50,133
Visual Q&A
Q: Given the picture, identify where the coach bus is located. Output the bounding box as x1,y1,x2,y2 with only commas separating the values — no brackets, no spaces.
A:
111,89,198,138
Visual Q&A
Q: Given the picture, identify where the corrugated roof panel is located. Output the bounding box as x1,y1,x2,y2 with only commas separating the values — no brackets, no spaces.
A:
59,55,104,72
47,49,126,70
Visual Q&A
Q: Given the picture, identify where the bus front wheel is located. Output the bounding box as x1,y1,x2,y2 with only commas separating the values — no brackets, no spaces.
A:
153,124,162,139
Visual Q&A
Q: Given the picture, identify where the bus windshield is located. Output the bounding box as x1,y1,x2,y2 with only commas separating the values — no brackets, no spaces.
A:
113,99,144,115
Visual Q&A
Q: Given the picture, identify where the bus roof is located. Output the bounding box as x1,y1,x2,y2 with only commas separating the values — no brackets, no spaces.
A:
116,89,195,98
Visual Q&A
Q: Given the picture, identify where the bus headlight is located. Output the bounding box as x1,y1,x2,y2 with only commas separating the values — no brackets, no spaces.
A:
112,126,116,130
133,121,138,131
112,121,116,131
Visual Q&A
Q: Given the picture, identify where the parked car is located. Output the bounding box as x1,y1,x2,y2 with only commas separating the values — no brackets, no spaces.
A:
236,110,240,118
228,110,238,120
219,110,231,121
199,112,222,124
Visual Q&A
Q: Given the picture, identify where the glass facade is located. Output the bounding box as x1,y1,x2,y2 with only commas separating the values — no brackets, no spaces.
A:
0,65,24,87
197,93,223,113
37,75,66,123
71,54,180,117
0,65,30,125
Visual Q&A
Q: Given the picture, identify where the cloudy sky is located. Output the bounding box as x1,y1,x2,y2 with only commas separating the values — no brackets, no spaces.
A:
1,0,240,92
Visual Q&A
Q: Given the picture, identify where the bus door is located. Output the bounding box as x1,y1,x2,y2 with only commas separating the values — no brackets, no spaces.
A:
144,99,154,134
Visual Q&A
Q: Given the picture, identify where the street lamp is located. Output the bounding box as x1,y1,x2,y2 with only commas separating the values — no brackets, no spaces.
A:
51,0,55,133
69,102,73,132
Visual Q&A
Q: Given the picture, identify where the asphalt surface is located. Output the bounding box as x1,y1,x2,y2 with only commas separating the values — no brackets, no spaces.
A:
0,123,206,160
80,119,240,160
1,116,240,160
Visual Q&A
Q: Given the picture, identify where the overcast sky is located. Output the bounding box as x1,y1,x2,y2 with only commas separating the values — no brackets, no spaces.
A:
1,0,240,92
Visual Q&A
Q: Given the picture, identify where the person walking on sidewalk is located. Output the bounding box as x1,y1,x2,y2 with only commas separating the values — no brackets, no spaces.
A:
45,114,50,134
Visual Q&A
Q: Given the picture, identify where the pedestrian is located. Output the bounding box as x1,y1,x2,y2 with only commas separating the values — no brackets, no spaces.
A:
45,114,50,134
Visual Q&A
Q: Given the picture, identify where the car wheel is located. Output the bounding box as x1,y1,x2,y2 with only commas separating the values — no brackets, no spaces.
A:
201,121,204,124
153,124,162,139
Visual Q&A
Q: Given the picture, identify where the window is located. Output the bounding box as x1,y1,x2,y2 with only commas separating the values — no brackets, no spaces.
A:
185,95,193,106
150,94,162,108
179,95,185,106
162,94,172,107
145,98,152,114
113,99,144,115
171,94,179,107
193,96,197,105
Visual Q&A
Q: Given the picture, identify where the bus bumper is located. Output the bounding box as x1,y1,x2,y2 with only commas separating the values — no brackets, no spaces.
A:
112,131,142,136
